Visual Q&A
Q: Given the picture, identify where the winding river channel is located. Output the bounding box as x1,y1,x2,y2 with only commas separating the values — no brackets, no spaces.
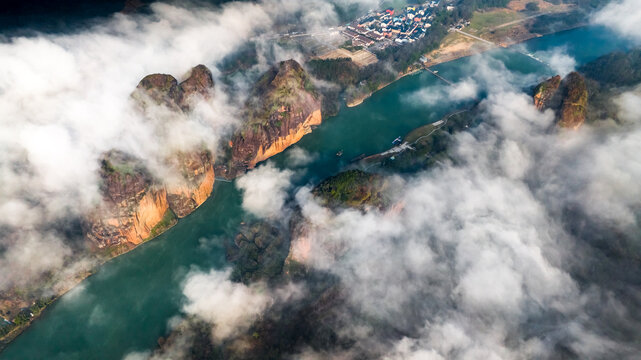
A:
0,25,633,359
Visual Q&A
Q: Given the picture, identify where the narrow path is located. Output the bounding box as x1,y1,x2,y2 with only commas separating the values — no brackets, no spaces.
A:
454,29,547,66
410,109,469,146
454,29,496,47
490,12,551,31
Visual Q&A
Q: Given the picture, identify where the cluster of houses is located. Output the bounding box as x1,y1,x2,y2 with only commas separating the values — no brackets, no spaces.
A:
342,1,449,48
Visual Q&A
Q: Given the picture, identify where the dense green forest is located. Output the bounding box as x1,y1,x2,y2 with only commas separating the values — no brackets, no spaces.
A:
307,58,361,87
581,49,641,87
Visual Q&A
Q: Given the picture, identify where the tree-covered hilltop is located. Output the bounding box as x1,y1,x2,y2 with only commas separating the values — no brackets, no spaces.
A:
226,221,291,284
306,58,360,88
580,49,641,88
312,169,389,210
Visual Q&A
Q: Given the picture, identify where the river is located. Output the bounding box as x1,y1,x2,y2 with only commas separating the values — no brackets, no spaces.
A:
0,25,633,359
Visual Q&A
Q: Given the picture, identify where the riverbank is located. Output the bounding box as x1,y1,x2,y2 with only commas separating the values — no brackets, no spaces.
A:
0,215,181,351
0,21,620,356
0,14,583,348
424,21,588,68
349,8,586,107
1,24,632,358
346,66,423,107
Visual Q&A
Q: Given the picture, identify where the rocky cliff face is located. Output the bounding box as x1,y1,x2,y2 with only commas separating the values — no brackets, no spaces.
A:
134,64,214,111
165,151,215,218
533,72,588,130
87,151,171,248
558,72,588,130
88,150,215,249
533,75,561,110
87,65,216,249
227,60,321,176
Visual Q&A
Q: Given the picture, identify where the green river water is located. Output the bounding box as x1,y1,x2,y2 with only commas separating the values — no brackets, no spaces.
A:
0,25,633,359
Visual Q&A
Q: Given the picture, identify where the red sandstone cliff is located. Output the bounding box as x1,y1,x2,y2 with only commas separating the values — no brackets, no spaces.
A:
87,65,217,249
533,72,588,130
226,60,321,176
133,64,214,111
533,75,561,110
165,151,215,218
87,151,171,249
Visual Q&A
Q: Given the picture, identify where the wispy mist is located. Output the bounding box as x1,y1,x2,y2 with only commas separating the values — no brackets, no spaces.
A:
0,0,378,292
210,49,641,358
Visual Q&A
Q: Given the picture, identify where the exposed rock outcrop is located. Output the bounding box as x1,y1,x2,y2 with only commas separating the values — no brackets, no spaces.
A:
558,72,588,129
133,64,214,111
165,151,215,218
533,72,588,130
87,65,217,249
87,151,172,248
227,60,321,176
533,75,561,110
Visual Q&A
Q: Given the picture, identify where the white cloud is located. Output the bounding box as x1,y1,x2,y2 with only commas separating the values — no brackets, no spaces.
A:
181,268,305,344
449,79,480,101
284,54,641,358
0,0,381,293
0,231,72,290
182,269,272,342
613,90,641,123
536,47,577,77
286,146,316,167
593,0,641,42
236,162,293,218
407,78,478,106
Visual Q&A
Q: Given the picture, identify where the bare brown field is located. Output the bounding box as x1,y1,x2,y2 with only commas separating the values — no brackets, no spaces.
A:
507,0,572,12
317,48,379,67
424,3,577,67
423,32,493,67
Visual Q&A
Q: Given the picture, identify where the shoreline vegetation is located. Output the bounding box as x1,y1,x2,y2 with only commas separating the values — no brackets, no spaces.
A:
0,0,611,352
345,5,590,108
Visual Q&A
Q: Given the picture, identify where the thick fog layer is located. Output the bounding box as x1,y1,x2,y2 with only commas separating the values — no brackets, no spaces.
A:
0,0,377,292
179,18,641,360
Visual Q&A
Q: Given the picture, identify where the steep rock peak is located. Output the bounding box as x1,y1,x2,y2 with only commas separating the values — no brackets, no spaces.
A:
227,59,321,175
133,64,214,111
533,75,561,110
165,150,215,218
532,72,588,130
88,150,170,249
559,72,588,130
135,73,182,109
99,150,153,204
180,64,214,101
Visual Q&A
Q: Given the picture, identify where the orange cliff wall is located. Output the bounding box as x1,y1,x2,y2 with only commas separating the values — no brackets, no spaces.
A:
166,163,215,217
249,109,322,168
88,185,170,249
88,153,215,249
128,188,170,244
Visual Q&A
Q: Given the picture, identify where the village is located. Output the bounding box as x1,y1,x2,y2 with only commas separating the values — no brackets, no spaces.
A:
342,1,457,49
